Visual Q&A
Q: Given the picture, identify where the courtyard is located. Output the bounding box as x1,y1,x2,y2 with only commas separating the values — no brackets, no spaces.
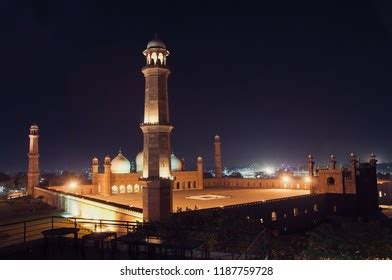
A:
85,187,310,211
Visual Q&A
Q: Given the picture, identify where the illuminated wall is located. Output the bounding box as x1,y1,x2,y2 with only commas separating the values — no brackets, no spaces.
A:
204,177,313,190
34,187,143,222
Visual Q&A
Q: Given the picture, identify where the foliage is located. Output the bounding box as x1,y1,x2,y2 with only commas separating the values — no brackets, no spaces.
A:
137,209,265,254
0,172,27,191
0,172,11,182
269,218,392,260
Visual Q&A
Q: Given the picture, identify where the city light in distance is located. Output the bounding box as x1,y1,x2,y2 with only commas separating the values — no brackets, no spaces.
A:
263,166,275,175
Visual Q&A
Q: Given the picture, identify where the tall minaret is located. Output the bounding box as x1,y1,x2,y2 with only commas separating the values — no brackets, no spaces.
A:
214,135,222,178
307,154,315,177
140,36,173,221
27,124,40,196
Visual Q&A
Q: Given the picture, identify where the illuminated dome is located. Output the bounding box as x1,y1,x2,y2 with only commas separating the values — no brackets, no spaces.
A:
111,150,131,174
135,151,183,172
171,153,182,171
147,37,166,49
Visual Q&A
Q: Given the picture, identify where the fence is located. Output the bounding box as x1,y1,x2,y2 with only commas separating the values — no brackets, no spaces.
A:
0,216,144,249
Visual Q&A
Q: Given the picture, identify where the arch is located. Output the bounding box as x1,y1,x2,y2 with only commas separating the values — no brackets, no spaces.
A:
188,181,191,189
158,53,164,65
271,211,277,221
119,185,126,194
147,53,151,65
176,182,180,189
193,181,197,188
111,185,118,194
151,52,158,64
134,184,140,192
127,185,133,193
293,208,299,216
327,177,335,186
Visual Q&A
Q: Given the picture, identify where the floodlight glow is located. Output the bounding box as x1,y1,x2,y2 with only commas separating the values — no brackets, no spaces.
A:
304,176,311,183
282,175,290,183
68,180,79,189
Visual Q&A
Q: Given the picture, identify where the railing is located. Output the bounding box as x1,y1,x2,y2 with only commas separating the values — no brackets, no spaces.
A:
0,216,144,249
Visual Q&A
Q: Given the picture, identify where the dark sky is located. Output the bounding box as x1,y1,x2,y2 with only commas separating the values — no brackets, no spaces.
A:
1,0,392,172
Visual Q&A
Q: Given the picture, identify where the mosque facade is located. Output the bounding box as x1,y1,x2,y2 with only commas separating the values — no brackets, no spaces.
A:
90,149,203,196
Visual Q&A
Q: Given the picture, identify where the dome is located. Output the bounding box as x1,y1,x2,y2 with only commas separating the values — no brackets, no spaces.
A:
147,37,166,49
171,153,183,172
135,151,183,172
111,150,131,174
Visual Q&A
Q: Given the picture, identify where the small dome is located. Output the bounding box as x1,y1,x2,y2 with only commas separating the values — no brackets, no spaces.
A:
111,151,131,174
171,153,183,171
147,37,166,49
135,150,183,172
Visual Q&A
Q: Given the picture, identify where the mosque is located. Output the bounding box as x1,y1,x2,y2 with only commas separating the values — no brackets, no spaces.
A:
90,149,203,196
26,36,380,225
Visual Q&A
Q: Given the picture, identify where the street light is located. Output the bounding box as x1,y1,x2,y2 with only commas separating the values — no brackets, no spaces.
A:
68,180,79,189
282,175,290,184
304,176,311,183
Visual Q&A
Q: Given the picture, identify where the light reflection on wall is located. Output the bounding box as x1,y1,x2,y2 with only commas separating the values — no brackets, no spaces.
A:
64,196,115,221
59,193,142,222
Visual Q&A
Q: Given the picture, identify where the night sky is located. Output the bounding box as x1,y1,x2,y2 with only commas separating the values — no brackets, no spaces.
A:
2,0,392,172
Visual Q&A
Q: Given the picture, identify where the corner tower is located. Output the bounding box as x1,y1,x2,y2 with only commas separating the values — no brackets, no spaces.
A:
140,36,173,221
27,124,40,196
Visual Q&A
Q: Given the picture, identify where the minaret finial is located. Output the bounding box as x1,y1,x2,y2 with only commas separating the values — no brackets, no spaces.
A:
155,32,158,38
119,147,122,154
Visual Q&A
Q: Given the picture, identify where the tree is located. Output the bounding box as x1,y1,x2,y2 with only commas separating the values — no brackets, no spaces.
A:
14,172,27,190
0,172,10,183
